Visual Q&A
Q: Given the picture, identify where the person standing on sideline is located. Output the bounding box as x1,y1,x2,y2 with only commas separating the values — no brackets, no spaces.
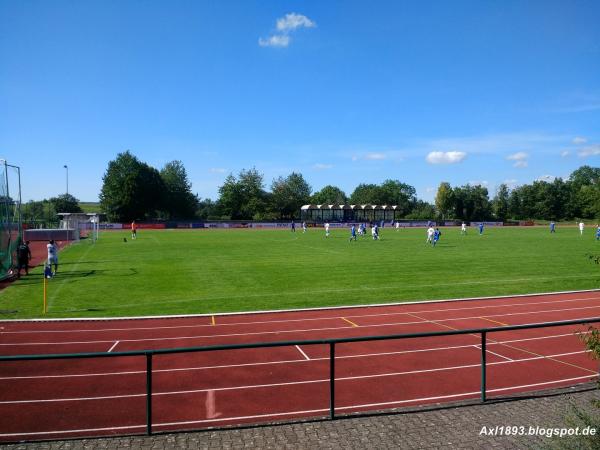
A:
479,222,485,235
131,220,137,239
596,225,600,241
324,222,330,238
291,221,296,232
461,222,467,235
349,224,357,242
302,222,307,233
47,239,58,274
16,240,32,278
550,221,556,233
579,221,585,235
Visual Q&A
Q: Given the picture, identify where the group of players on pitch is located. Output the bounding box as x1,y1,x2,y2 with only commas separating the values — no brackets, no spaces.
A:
292,220,600,245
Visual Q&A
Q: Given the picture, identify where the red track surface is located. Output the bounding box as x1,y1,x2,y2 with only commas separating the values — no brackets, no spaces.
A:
1,290,600,442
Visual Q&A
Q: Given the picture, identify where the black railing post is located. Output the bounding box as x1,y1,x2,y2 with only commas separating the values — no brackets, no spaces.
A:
146,352,153,435
481,331,487,403
330,342,335,419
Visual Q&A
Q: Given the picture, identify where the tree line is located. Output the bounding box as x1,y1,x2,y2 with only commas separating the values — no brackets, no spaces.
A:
435,166,600,222
21,151,600,223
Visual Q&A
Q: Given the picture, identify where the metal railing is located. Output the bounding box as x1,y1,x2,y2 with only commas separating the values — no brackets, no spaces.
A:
1,317,599,436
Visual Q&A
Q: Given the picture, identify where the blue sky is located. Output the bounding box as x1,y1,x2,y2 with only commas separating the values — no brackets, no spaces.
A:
1,0,599,203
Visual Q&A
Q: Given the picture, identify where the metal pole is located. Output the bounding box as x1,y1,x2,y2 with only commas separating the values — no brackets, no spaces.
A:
481,332,487,402
330,342,335,419
146,353,153,435
64,165,68,195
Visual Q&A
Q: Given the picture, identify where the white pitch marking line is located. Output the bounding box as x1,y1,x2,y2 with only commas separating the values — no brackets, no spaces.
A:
3,295,599,335
0,375,593,438
107,341,119,353
295,345,310,361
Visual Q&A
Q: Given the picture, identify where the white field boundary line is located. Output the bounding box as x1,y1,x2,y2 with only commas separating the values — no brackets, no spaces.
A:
0,333,588,381
0,350,592,405
2,305,599,346
3,288,599,323
1,374,592,439
4,295,599,335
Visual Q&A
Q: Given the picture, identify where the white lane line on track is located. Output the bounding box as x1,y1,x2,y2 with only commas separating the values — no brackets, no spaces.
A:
0,332,589,381
2,305,598,346
0,350,591,405
472,344,513,361
107,341,119,353
0,375,593,438
4,295,598,335
295,345,310,361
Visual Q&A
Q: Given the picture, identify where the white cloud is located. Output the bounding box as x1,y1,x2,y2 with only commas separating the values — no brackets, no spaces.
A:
260,13,315,48
469,180,489,187
560,150,571,157
506,152,528,161
503,179,519,188
276,13,316,32
364,152,387,160
210,168,226,174
537,175,556,182
258,35,290,48
578,144,600,158
506,152,528,168
573,136,587,145
313,163,333,170
425,151,467,165
426,187,436,193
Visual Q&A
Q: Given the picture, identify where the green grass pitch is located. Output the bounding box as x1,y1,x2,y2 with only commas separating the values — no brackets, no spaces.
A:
1,226,599,319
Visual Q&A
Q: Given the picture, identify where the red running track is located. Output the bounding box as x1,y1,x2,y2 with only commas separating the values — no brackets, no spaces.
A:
1,290,600,442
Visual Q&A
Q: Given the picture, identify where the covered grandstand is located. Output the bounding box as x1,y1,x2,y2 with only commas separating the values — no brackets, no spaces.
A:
300,204,400,223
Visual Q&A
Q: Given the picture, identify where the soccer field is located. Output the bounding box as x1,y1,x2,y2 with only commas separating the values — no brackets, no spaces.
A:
1,226,599,319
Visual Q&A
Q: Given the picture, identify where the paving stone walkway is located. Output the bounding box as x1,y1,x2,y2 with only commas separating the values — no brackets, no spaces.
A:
4,384,599,450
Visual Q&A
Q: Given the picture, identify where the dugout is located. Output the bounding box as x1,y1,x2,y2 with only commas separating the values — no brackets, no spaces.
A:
300,204,399,223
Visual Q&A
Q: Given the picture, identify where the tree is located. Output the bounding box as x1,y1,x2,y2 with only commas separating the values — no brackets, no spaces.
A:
379,180,417,216
49,194,82,214
349,184,383,204
160,161,198,219
270,172,311,219
196,198,218,220
99,151,166,221
217,168,268,219
405,200,436,220
22,200,57,225
311,185,347,204
435,182,454,220
492,184,509,221
451,184,491,221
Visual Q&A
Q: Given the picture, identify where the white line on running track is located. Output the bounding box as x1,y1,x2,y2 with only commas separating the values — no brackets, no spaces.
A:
473,345,513,362
2,305,598,346
107,341,119,353
0,375,593,438
4,295,598,334
295,345,310,361
0,350,591,405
